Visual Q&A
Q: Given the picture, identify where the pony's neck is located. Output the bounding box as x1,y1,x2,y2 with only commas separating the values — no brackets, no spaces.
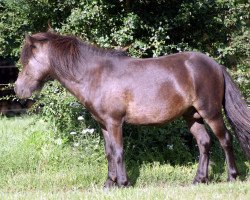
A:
54,73,87,104
52,56,103,106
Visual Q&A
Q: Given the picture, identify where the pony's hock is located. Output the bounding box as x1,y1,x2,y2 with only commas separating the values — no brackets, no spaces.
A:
15,32,250,188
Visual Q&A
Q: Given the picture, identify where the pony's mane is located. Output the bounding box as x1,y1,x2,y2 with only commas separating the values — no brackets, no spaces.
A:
21,32,128,80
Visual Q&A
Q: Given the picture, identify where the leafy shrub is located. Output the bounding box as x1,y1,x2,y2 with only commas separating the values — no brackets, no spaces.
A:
1,0,249,164
0,0,76,57
1,0,249,64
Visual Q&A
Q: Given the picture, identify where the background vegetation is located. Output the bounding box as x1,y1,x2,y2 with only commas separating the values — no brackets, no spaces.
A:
0,0,249,194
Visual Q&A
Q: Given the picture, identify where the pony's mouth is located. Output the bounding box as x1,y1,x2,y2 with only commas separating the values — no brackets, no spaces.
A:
14,85,32,99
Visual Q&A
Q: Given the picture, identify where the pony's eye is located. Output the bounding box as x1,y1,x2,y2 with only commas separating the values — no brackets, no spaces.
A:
30,44,36,49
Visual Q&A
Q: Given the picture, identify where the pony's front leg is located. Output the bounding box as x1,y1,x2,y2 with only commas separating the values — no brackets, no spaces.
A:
102,122,130,188
102,128,118,188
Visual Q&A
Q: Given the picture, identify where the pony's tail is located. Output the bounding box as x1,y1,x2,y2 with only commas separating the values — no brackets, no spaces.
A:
222,66,250,159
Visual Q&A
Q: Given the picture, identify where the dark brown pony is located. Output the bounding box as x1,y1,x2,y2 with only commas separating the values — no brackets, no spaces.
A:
15,32,250,187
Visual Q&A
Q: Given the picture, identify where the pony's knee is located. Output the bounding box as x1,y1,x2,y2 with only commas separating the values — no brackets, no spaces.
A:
198,133,211,153
201,134,211,146
115,148,124,162
219,132,233,149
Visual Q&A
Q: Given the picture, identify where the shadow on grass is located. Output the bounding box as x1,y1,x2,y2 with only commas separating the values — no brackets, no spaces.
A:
209,139,249,183
82,115,249,186
24,110,249,187
121,123,249,186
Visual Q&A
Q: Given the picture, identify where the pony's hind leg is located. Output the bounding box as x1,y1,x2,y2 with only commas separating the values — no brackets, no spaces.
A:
185,116,211,184
205,116,238,181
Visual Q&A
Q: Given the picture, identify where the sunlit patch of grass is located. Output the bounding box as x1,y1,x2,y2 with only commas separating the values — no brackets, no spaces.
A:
0,116,107,191
134,162,197,186
0,182,250,200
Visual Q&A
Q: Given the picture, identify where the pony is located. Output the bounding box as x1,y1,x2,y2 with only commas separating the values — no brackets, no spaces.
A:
15,32,250,187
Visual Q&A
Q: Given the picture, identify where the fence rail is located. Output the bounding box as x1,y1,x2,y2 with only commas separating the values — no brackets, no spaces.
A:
0,83,14,86
0,65,16,69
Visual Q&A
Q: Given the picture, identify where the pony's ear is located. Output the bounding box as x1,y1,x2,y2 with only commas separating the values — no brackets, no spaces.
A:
47,20,55,33
25,35,36,46
25,33,49,46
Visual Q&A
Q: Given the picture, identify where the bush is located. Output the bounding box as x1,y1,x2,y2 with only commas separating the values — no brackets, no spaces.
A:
1,0,249,164
1,1,249,64
0,0,76,57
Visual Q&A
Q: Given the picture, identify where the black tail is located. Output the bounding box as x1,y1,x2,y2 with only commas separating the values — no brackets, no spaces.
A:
222,66,250,159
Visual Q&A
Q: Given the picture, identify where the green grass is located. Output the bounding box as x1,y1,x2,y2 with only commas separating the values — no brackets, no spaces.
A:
0,182,249,200
0,116,107,191
0,115,249,199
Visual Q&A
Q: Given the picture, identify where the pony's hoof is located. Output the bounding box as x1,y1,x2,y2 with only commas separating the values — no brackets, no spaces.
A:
104,178,117,189
227,175,237,182
193,177,209,185
117,180,132,188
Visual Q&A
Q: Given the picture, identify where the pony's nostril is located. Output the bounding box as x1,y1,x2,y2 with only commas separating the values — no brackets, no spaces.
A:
14,84,18,94
14,83,23,95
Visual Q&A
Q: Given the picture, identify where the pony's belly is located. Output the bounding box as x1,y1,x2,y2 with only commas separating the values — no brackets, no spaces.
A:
125,104,185,125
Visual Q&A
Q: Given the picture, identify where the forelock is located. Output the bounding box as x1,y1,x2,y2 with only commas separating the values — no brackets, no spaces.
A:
20,43,34,66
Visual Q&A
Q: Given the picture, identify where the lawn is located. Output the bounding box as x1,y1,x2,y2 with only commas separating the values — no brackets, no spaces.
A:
0,116,249,199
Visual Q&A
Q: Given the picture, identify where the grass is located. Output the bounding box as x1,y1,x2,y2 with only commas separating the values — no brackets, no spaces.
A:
0,115,249,199
1,182,250,200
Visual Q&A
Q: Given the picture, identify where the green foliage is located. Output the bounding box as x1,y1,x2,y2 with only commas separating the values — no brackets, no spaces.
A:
0,0,75,57
123,120,194,165
232,67,250,99
0,0,249,165
36,81,86,138
59,0,250,64
1,0,249,63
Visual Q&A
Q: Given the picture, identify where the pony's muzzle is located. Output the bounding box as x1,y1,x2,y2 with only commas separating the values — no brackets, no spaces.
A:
14,82,32,99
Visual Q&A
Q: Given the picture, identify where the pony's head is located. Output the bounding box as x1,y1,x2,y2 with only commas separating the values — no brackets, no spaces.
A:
15,32,127,99
15,33,51,99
